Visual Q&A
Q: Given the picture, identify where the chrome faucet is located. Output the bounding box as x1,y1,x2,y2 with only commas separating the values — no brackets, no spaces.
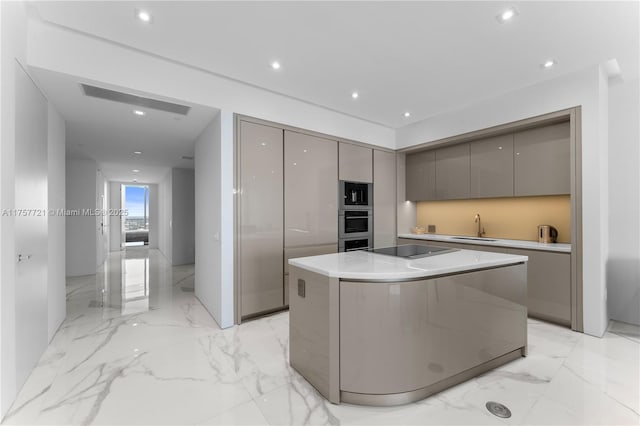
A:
474,213,485,238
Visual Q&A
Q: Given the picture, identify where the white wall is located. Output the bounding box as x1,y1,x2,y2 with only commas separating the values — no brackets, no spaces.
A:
157,169,195,266
397,66,610,337
108,182,122,251
1,3,66,417
0,1,28,416
171,168,195,265
47,104,66,341
195,115,224,326
66,158,97,277
597,68,609,331
607,77,640,325
148,184,158,249
219,111,235,328
95,169,108,267
158,171,173,263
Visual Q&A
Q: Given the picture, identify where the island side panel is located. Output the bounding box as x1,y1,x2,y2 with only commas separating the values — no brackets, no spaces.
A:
339,264,527,397
289,265,340,402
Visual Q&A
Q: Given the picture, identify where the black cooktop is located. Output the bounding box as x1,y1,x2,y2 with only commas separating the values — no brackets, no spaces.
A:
369,244,458,259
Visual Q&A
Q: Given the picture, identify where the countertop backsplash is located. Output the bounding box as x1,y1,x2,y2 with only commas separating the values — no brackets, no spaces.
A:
415,195,570,243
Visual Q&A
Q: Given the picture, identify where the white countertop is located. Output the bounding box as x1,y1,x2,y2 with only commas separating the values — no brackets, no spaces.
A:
398,233,571,253
288,248,528,280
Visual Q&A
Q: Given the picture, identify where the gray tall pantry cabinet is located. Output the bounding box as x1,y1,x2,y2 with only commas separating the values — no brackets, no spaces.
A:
238,121,284,317
284,131,338,306
238,120,338,319
373,150,396,247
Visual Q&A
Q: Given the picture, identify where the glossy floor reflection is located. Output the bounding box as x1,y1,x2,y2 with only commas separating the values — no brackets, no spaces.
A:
3,247,639,425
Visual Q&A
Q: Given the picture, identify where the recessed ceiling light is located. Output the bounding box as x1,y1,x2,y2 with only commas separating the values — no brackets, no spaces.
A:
132,169,140,173
136,9,151,23
542,59,556,68
497,7,518,23
351,92,359,99
404,112,411,118
261,142,267,146
133,110,145,116
133,151,142,155
271,61,281,70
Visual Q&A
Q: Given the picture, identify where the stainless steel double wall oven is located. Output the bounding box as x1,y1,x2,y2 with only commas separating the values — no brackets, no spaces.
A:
339,181,373,251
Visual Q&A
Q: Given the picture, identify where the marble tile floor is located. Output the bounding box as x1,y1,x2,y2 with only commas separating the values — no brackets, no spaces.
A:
2,247,639,425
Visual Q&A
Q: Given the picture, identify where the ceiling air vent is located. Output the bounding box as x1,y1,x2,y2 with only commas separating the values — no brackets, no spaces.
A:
181,156,194,160
81,84,191,115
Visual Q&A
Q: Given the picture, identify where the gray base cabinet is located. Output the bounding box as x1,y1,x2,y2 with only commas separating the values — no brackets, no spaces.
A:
507,248,571,325
289,264,527,406
397,238,572,326
340,267,526,397
283,244,339,307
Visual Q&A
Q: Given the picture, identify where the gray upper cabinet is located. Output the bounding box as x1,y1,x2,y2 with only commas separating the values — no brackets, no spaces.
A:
470,134,514,198
373,150,396,247
435,143,470,200
339,142,373,183
238,121,285,317
514,122,570,196
405,150,436,201
285,131,338,248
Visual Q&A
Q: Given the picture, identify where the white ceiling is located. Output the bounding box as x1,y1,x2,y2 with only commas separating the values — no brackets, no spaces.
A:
30,67,219,183
32,1,639,129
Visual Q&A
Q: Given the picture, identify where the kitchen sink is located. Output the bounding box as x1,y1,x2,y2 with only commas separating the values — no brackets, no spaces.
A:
452,236,497,242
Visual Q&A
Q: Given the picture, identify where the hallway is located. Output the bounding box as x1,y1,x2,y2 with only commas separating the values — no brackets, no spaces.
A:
2,248,277,425
3,249,639,425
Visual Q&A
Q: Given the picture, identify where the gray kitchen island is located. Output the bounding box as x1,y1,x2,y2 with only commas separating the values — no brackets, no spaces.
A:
288,245,528,406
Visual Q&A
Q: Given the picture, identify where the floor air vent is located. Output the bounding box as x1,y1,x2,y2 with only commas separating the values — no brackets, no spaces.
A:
486,401,512,418
81,84,191,115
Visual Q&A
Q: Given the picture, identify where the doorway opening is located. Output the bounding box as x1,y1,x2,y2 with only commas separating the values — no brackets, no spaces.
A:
123,184,150,247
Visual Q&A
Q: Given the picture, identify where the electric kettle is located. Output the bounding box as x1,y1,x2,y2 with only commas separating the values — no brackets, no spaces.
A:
538,225,558,243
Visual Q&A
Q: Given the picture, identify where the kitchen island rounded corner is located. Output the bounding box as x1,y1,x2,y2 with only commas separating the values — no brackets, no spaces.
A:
288,246,528,406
